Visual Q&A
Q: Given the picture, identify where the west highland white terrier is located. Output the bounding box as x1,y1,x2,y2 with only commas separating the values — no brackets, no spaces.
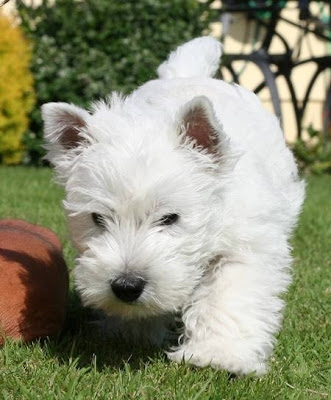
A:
42,37,305,375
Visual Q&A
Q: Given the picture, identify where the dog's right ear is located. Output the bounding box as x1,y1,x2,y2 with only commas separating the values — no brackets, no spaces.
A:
42,102,90,151
41,103,92,177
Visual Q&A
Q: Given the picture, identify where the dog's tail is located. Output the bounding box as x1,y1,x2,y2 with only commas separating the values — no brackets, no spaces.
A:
157,37,222,80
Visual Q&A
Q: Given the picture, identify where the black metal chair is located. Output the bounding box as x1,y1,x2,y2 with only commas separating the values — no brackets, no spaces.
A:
217,0,331,139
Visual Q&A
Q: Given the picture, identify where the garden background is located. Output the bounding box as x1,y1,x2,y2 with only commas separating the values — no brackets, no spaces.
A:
0,1,330,399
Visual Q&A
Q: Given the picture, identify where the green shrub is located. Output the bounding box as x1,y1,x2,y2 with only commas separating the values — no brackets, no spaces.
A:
0,12,35,165
18,0,214,165
293,125,331,175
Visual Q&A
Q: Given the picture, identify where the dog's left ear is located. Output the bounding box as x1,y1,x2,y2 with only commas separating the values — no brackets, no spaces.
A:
178,96,225,154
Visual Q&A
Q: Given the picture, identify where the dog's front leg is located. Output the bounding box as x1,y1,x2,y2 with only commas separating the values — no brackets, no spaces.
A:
167,259,289,375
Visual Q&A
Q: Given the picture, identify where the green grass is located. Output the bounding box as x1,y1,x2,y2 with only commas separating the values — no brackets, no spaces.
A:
0,166,330,399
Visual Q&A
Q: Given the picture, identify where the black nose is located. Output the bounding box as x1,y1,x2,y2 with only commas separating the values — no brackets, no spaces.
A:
111,276,146,303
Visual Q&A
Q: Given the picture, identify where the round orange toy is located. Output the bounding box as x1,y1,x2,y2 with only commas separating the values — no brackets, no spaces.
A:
0,219,69,345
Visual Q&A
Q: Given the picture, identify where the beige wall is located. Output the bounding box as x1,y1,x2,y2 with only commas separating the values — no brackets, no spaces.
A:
1,0,17,15
211,1,330,141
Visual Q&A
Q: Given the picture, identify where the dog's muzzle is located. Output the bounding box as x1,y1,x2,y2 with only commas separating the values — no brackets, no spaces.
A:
110,275,146,303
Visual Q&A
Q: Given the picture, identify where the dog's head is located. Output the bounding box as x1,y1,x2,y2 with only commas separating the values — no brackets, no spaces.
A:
42,95,231,318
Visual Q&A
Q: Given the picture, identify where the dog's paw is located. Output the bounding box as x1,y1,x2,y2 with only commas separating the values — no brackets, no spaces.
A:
166,343,267,376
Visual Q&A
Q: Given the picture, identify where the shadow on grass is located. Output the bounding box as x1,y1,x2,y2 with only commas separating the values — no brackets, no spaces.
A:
45,290,166,372
45,293,240,383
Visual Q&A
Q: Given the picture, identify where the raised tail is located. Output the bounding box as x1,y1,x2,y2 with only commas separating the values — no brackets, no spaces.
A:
157,37,222,80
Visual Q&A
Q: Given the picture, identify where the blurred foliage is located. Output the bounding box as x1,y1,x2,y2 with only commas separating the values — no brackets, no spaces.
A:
293,124,331,175
0,12,35,165
18,0,214,165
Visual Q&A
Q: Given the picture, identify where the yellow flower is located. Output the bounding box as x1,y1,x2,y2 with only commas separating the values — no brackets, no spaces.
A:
0,12,35,164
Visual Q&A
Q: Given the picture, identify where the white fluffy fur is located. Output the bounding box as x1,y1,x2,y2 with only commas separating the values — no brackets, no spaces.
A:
42,37,305,375
157,36,222,79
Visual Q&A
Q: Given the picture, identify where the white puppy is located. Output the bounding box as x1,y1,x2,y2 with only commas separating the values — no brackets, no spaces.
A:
42,37,305,375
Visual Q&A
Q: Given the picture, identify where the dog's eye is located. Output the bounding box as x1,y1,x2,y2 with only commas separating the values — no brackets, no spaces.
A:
92,213,106,227
157,213,179,226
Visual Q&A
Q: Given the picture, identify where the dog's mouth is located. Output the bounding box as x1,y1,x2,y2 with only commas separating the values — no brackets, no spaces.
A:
98,297,163,319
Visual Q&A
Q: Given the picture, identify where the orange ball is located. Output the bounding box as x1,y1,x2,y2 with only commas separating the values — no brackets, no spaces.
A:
0,219,69,344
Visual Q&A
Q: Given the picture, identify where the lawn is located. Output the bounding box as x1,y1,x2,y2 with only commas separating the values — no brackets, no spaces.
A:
0,166,330,400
